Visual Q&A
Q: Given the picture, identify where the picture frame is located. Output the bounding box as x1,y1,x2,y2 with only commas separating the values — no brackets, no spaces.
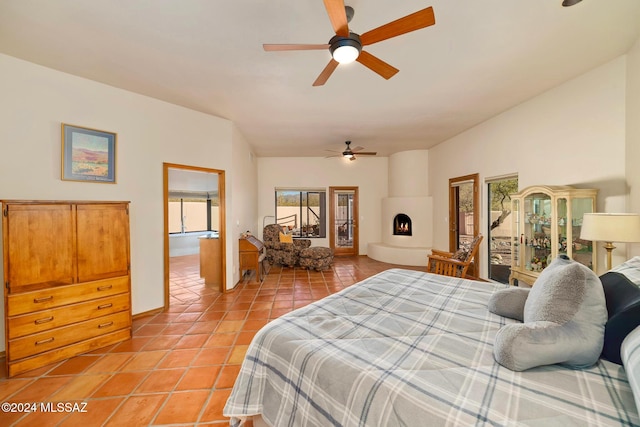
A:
61,124,116,183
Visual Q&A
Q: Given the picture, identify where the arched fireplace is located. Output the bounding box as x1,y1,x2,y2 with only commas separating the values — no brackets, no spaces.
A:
393,213,412,236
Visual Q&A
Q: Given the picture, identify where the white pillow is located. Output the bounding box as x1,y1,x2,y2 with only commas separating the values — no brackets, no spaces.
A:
621,325,640,415
611,256,640,286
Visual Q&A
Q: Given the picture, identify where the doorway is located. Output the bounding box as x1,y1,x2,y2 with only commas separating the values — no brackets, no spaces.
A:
329,187,359,256
163,163,226,310
449,174,480,275
486,175,518,283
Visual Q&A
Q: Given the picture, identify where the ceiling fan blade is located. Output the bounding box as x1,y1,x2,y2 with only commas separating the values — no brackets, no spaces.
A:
263,44,329,51
323,0,349,37
360,7,435,46
350,145,365,152
313,59,339,86
354,152,377,156
356,51,399,80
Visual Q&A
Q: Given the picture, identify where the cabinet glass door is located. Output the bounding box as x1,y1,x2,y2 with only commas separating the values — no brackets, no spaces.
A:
524,193,552,272
512,199,520,269
572,197,595,270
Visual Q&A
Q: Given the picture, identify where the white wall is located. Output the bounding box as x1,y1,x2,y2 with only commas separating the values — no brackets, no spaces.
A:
257,157,388,253
429,56,629,277
0,53,257,351
627,37,640,257
230,125,259,284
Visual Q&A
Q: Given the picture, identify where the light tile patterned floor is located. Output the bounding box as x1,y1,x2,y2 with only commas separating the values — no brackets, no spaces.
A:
0,255,424,426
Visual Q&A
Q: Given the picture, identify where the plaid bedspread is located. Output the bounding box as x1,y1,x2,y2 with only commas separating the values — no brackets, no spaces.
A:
224,269,639,426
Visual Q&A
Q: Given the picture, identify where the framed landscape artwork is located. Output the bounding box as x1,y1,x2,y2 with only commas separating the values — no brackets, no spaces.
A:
62,124,116,183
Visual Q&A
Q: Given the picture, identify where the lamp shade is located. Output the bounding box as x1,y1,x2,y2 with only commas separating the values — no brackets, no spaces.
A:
580,213,640,243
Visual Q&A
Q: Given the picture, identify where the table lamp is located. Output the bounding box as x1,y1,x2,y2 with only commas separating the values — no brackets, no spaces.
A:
580,213,640,270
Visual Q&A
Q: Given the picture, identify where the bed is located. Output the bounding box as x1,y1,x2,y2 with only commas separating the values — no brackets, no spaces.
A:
224,268,640,426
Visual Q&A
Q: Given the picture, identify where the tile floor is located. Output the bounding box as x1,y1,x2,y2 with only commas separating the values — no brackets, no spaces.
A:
0,255,424,426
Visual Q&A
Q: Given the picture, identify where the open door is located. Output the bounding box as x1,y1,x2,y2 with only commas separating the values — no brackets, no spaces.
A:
163,163,226,310
329,187,359,256
449,174,480,276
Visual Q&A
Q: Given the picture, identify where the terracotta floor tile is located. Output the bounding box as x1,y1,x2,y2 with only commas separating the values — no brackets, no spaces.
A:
154,390,210,424
120,350,168,371
215,364,241,389
14,407,69,426
175,333,210,349
163,322,194,335
58,397,124,427
200,389,233,422
205,333,237,347
47,355,101,376
104,394,167,427
187,320,220,335
143,334,182,351
84,353,133,373
192,347,231,366
215,320,245,333
0,378,32,401
109,336,153,353
227,345,249,364
135,368,184,393
158,348,199,368
235,330,257,345
91,371,148,397
50,374,111,401
176,365,221,390
9,376,72,402
242,319,269,331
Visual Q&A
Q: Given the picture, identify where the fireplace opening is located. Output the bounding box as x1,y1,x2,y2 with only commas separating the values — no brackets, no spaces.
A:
393,213,412,236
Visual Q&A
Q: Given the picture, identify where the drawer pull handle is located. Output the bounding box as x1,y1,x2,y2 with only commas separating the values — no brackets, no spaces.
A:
35,337,54,345
33,296,53,303
35,316,54,325
98,321,114,329
97,303,113,310
97,285,113,291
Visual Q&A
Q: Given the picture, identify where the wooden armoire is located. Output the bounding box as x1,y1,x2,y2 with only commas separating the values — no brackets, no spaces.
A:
2,200,132,377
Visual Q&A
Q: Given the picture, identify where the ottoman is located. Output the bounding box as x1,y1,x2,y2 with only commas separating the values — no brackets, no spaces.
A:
299,246,334,271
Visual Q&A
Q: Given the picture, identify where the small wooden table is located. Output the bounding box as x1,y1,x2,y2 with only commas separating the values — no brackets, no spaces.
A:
239,236,265,283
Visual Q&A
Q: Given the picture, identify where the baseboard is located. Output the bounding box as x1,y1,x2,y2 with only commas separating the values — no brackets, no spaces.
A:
132,307,164,320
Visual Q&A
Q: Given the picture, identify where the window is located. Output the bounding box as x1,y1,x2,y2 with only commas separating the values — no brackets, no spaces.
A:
486,175,518,283
168,191,219,234
275,189,326,238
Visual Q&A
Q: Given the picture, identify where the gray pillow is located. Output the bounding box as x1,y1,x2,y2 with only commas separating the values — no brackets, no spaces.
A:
488,287,530,322
493,255,607,371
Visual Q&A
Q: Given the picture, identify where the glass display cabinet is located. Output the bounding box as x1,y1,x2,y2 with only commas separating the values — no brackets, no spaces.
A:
509,185,598,286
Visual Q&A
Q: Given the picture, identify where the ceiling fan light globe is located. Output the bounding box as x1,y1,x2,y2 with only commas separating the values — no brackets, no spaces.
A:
333,45,359,64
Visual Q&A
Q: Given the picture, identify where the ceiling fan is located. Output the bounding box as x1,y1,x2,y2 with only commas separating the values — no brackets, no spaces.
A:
263,0,436,86
326,141,377,161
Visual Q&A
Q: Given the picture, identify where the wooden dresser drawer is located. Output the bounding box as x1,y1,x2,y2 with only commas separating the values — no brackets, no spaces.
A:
7,276,129,316
8,329,131,378
7,293,130,339
8,311,131,361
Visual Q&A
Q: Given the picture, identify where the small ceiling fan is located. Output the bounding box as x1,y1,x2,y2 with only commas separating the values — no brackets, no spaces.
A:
263,0,435,86
326,141,377,161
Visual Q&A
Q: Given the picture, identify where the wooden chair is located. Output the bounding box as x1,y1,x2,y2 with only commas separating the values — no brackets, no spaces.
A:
427,234,483,278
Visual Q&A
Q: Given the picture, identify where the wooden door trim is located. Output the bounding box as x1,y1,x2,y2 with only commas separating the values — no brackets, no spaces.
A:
329,187,359,256
448,173,480,251
163,163,226,310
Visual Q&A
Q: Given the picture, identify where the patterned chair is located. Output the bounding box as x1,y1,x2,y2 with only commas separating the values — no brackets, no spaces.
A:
263,224,311,267
427,234,483,278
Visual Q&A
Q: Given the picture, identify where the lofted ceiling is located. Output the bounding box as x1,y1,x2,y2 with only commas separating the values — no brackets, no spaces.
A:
1,0,639,157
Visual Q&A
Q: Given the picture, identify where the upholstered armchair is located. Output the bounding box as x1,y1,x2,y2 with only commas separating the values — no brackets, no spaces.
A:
263,224,311,267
